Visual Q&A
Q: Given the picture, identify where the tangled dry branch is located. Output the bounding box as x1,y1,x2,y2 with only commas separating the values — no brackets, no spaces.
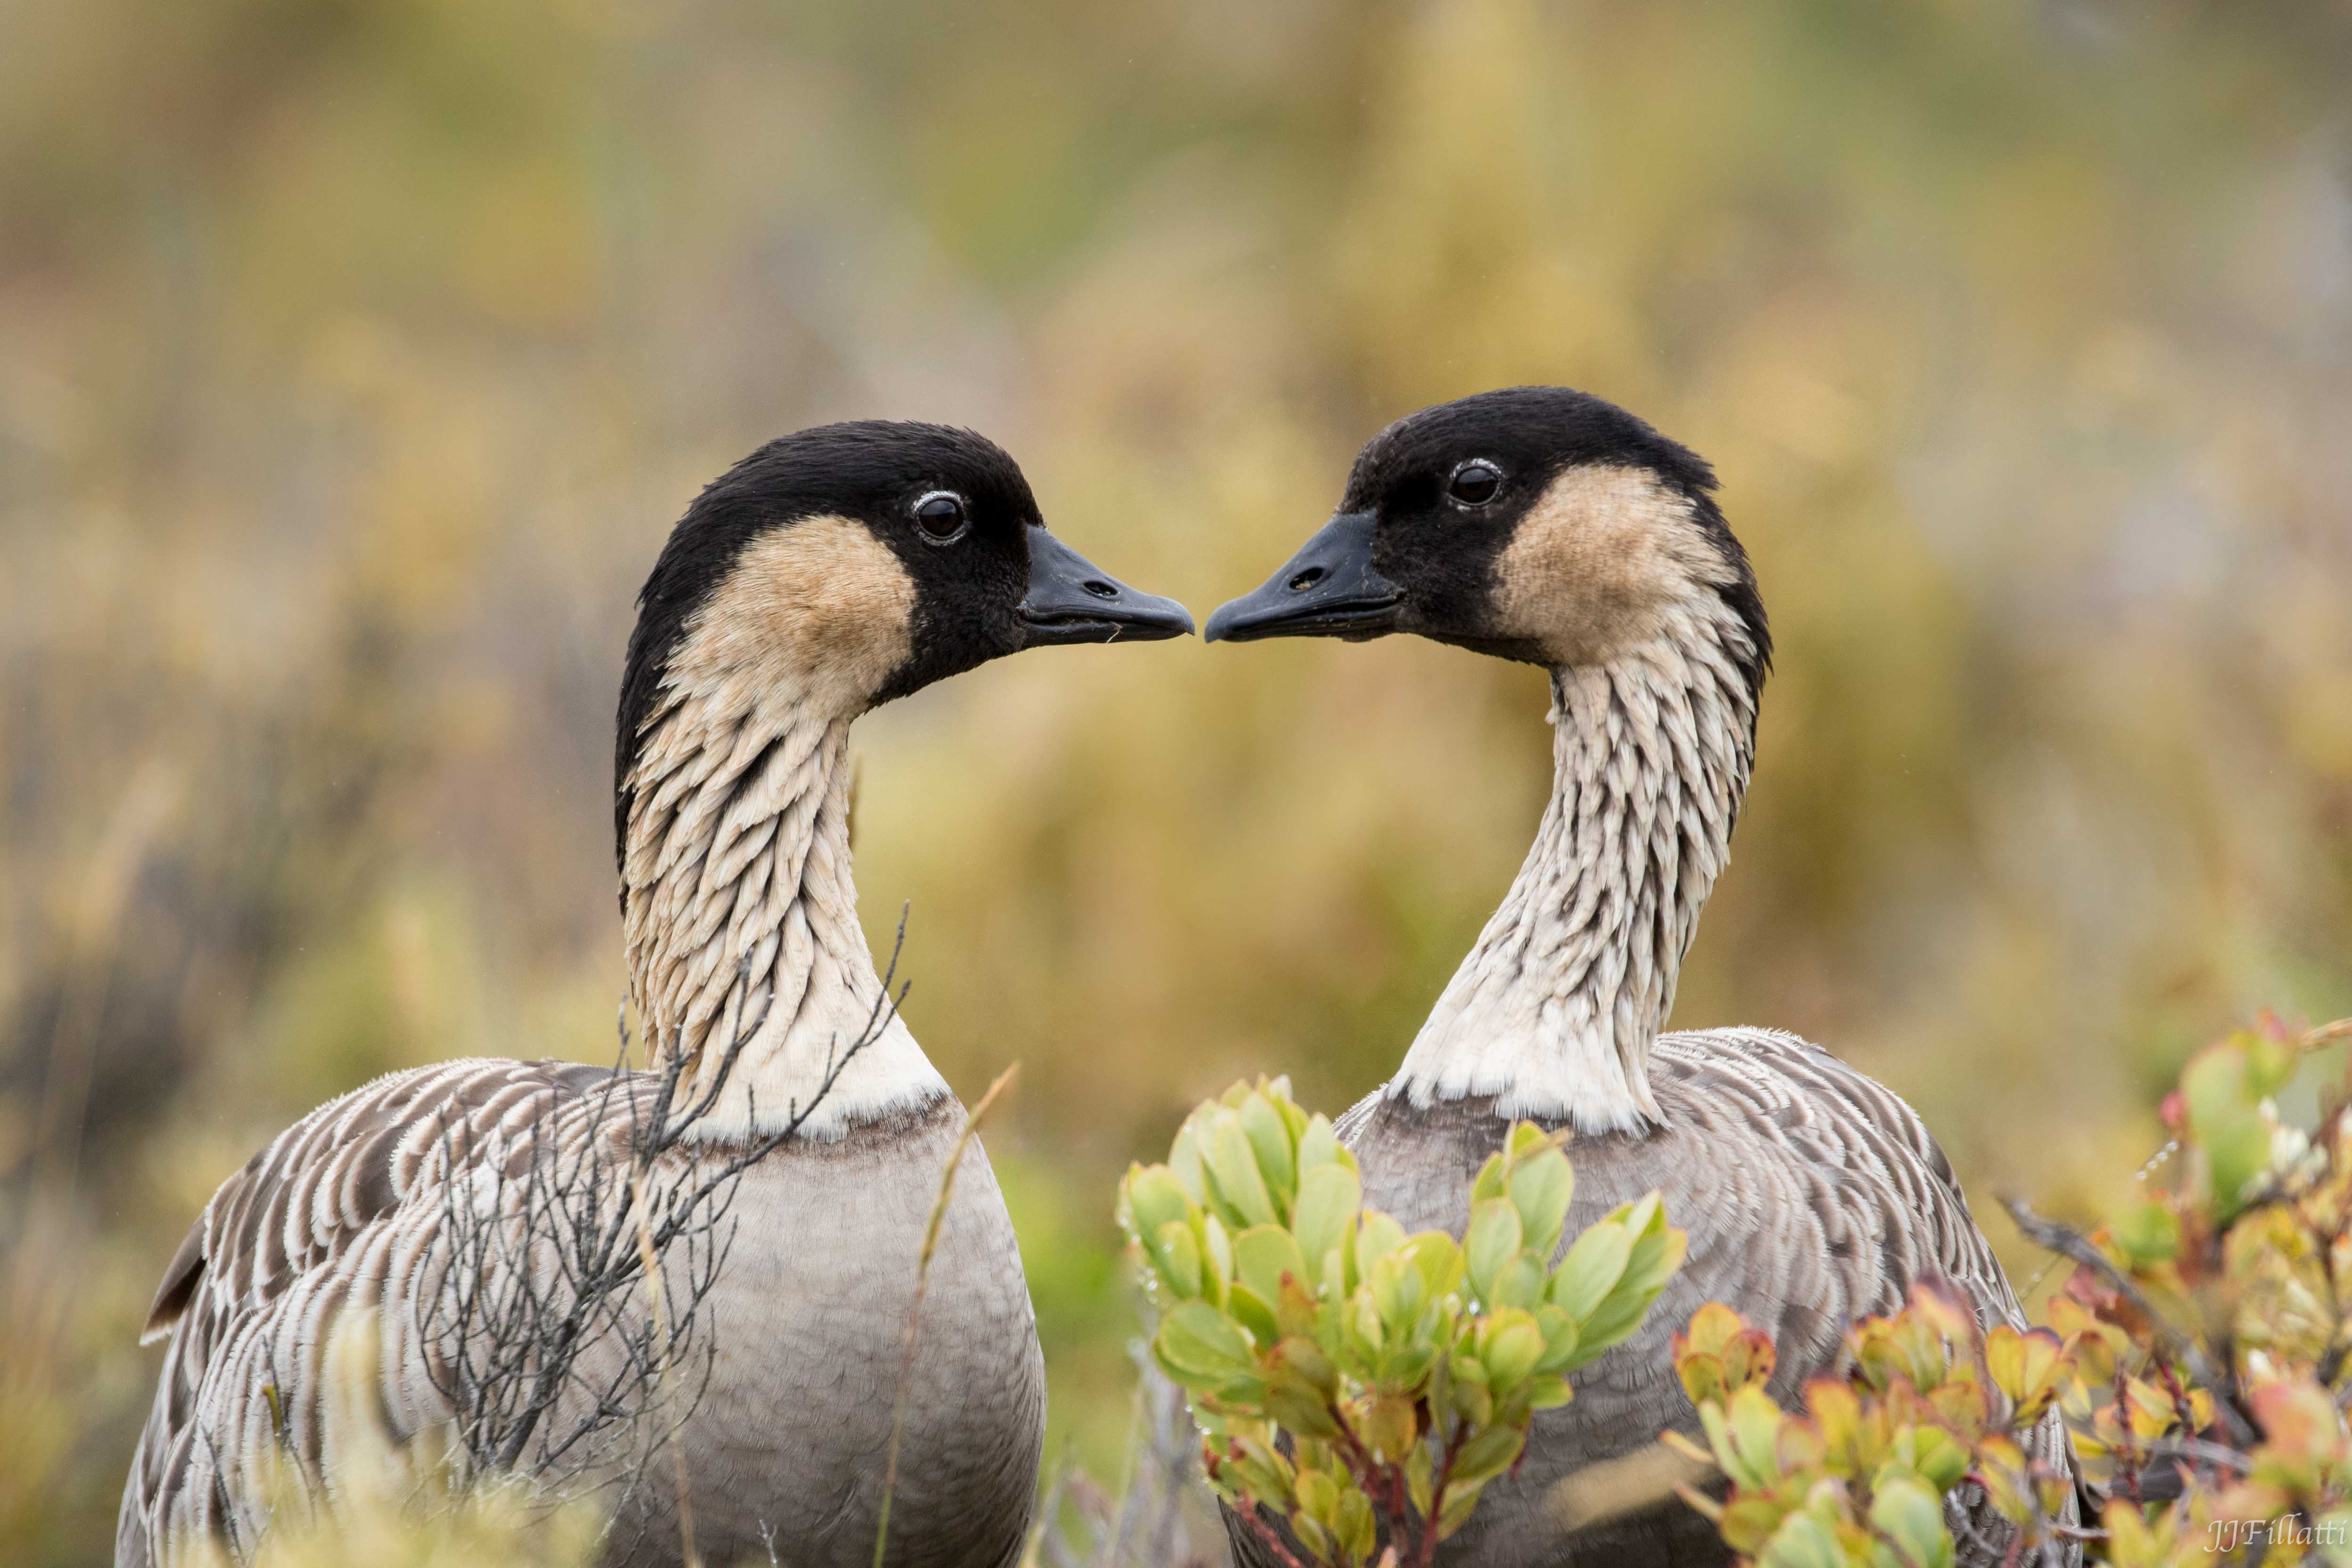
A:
416,916,912,1500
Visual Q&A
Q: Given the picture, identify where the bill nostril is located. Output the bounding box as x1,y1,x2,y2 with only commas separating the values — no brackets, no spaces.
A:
1082,579,1118,599
1289,566,1325,592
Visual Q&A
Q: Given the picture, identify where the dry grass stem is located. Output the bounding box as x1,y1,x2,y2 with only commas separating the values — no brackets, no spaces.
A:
872,1062,1020,1568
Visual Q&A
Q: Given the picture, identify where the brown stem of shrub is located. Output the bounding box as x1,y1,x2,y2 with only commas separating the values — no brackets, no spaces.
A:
2000,1196,2258,1449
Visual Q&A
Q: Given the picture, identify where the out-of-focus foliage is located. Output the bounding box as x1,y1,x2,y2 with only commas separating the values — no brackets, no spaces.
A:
214,1488,600,1568
178,1313,609,1568
1120,1077,1684,1565
1671,1015,2352,1568
3,0,2349,1561
1668,1283,2092,1567
1020,1344,1230,1568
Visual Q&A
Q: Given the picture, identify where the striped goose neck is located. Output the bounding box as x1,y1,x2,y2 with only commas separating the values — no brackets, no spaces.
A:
619,685,944,1141
1391,607,1758,1134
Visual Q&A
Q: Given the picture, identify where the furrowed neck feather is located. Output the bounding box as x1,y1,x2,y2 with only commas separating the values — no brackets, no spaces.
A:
618,670,942,1144
1391,601,1759,1133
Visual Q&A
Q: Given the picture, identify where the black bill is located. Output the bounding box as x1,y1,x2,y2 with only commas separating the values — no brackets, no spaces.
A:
1202,511,1401,643
1018,528,1195,645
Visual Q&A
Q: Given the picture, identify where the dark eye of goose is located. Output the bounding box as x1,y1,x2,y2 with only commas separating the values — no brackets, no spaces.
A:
1447,460,1503,508
913,490,970,543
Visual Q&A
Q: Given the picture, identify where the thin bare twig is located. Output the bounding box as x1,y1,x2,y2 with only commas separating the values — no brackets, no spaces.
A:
632,1165,699,1568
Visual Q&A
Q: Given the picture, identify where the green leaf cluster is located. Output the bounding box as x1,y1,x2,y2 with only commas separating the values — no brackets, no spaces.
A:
1669,1282,2091,1568
1118,1079,1686,1568
1669,1014,2352,1568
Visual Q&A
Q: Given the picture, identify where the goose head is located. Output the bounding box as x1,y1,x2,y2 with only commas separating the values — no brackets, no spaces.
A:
617,420,1192,859
1208,388,1773,1131
1204,386,1768,682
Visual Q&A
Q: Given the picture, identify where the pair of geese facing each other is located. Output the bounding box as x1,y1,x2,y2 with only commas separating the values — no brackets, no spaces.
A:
119,386,2072,1568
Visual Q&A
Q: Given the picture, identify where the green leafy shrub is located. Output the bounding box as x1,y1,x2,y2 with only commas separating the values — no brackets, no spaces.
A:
1665,1281,2097,1567
1668,1014,2352,1568
1118,1077,1686,1568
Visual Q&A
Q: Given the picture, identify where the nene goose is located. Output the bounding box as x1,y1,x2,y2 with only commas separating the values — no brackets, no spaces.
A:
1205,387,2072,1567
119,421,1194,1568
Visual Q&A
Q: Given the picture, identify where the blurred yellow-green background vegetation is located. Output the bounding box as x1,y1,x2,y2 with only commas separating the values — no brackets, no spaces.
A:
4,0,2350,1560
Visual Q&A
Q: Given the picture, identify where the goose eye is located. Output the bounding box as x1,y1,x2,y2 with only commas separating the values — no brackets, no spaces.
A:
1447,460,1502,507
913,491,970,542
